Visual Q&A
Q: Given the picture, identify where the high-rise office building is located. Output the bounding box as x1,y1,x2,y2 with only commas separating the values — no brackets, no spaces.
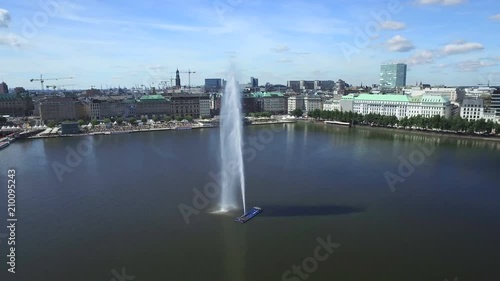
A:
251,77,258,88
205,78,223,91
380,63,407,89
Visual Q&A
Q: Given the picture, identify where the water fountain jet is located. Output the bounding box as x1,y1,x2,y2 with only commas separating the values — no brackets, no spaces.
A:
218,69,246,214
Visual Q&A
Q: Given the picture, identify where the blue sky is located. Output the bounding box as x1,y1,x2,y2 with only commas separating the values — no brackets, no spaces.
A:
0,0,499,89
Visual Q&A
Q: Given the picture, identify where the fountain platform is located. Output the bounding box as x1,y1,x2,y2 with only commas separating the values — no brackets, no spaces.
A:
234,207,263,223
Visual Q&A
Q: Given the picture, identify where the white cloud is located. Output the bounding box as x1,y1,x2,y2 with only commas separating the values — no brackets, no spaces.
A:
490,14,500,21
271,45,290,52
455,60,497,71
415,0,466,5
404,50,435,65
386,35,415,52
0,9,11,28
0,34,25,47
441,42,483,55
276,58,293,63
380,21,406,30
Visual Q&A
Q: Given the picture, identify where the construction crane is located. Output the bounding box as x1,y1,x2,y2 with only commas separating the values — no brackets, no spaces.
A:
30,75,73,92
46,84,76,90
179,69,196,91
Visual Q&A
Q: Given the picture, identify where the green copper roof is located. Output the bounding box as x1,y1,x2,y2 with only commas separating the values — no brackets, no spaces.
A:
341,94,355,100
251,91,284,98
0,94,20,101
139,95,166,101
410,95,449,103
355,93,409,102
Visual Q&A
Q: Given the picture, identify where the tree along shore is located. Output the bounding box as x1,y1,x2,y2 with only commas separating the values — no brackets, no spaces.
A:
308,109,500,138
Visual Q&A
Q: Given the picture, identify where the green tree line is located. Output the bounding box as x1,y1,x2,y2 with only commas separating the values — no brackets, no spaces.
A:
308,109,500,135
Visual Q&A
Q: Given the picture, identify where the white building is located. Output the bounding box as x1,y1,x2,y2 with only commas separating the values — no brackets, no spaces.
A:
287,96,304,114
322,99,341,111
304,96,322,115
338,93,451,119
408,95,451,118
353,94,408,119
460,98,484,121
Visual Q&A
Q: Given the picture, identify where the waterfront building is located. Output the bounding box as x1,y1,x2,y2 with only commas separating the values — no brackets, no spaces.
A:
336,93,451,119
83,96,133,120
136,95,171,117
252,92,287,114
407,95,451,118
460,98,485,121
304,95,322,115
199,95,211,118
287,96,304,114
39,97,84,121
0,82,8,94
380,63,407,89
243,94,261,114
0,93,33,116
322,98,341,112
170,94,204,117
353,94,408,119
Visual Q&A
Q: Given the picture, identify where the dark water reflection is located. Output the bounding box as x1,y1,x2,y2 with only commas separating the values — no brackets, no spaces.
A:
1,123,499,281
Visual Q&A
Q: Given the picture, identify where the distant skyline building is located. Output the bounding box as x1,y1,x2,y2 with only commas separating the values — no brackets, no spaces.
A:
175,69,181,89
0,82,8,94
380,63,407,89
251,77,258,88
205,78,223,91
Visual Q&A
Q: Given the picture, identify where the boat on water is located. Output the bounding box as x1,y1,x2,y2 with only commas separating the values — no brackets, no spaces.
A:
234,207,263,223
0,141,10,150
324,120,352,127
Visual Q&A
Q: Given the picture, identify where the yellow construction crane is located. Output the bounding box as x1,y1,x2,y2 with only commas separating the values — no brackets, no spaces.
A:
30,75,73,92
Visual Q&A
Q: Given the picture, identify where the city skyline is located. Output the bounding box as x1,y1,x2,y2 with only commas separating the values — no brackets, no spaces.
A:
0,0,499,89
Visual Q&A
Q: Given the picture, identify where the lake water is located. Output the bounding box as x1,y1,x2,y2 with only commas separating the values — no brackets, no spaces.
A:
1,123,499,281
